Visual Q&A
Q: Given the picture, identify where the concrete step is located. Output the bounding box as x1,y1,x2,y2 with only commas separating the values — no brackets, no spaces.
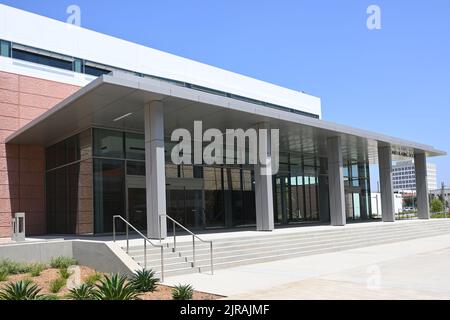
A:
196,230,450,273
127,220,450,252
167,224,450,256
169,228,450,262
134,225,450,270
130,224,450,262
127,222,450,255
121,220,450,278
146,227,449,268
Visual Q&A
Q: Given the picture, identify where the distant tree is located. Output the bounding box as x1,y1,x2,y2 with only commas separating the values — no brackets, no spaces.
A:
430,198,444,213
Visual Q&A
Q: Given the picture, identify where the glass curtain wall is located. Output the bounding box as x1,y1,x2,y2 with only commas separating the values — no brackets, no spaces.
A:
92,128,256,233
46,130,93,235
92,130,146,233
343,161,372,220
46,128,373,235
273,152,323,224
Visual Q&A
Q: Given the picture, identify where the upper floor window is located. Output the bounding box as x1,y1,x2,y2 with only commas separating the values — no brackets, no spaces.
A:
12,48,73,71
85,62,111,76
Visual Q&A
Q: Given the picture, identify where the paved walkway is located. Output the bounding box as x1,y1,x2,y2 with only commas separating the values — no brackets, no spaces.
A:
164,233,450,299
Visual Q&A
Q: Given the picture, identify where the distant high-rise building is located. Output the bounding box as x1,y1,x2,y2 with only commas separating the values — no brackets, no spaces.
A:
392,160,437,192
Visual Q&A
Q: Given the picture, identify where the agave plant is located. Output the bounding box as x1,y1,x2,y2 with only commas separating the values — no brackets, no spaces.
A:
0,280,46,300
171,284,194,300
67,284,95,300
130,269,159,293
92,274,140,300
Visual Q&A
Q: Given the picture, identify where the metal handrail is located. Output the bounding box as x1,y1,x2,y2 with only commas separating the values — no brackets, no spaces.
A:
159,214,214,275
113,215,165,282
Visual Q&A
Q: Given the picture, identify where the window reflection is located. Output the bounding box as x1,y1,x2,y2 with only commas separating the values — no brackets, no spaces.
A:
93,129,124,158
273,154,322,224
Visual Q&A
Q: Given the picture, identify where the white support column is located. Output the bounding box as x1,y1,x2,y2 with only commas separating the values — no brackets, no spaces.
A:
255,124,274,231
255,165,274,231
145,101,167,239
415,152,430,219
327,136,346,226
378,145,395,222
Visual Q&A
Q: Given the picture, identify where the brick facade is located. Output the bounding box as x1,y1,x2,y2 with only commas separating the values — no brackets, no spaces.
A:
0,71,81,237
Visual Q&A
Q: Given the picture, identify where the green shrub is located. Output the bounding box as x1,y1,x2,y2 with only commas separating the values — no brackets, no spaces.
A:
42,294,59,300
59,268,72,280
50,257,77,269
85,272,102,286
0,259,32,275
67,284,95,300
0,280,46,300
130,269,159,293
92,274,139,300
431,213,448,219
0,268,8,282
431,198,445,213
49,277,66,294
30,263,46,277
171,284,194,300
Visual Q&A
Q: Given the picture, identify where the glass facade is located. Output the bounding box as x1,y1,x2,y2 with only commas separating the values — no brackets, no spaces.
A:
343,161,372,220
166,164,256,229
45,127,374,235
273,153,326,224
46,130,93,235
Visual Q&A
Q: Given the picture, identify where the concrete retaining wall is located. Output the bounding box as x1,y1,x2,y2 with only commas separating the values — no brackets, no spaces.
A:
0,240,73,263
72,240,140,276
0,240,140,275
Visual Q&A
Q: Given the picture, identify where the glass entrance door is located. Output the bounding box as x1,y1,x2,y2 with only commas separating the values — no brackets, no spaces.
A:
126,170,146,231
128,188,146,231
185,189,204,228
166,188,204,229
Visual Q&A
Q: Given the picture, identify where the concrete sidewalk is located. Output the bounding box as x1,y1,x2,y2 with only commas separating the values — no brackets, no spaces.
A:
164,234,450,299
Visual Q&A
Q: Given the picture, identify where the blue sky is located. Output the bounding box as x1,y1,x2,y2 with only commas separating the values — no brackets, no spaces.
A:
2,0,450,189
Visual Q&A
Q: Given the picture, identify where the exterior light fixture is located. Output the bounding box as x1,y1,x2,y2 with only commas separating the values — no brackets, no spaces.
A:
113,113,133,122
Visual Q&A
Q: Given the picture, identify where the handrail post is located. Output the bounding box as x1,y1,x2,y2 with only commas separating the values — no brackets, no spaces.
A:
160,246,164,282
126,219,129,254
159,215,161,243
210,241,214,275
173,220,176,252
111,215,165,281
158,214,214,276
113,216,116,243
144,238,147,270
192,235,196,267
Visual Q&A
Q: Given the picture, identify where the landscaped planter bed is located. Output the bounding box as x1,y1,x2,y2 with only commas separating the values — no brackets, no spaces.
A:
0,259,222,300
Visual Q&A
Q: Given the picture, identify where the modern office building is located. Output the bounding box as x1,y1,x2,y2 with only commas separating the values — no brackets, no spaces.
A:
0,5,446,239
392,160,437,192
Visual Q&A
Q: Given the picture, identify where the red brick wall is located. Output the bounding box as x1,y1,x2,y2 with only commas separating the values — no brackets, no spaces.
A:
0,71,80,237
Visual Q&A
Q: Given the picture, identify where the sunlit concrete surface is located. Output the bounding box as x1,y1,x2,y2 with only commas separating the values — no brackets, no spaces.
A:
0,238,12,245
164,233,450,300
38,219,444,247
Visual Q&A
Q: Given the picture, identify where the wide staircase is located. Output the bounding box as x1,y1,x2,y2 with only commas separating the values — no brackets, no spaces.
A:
124,219,450,278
